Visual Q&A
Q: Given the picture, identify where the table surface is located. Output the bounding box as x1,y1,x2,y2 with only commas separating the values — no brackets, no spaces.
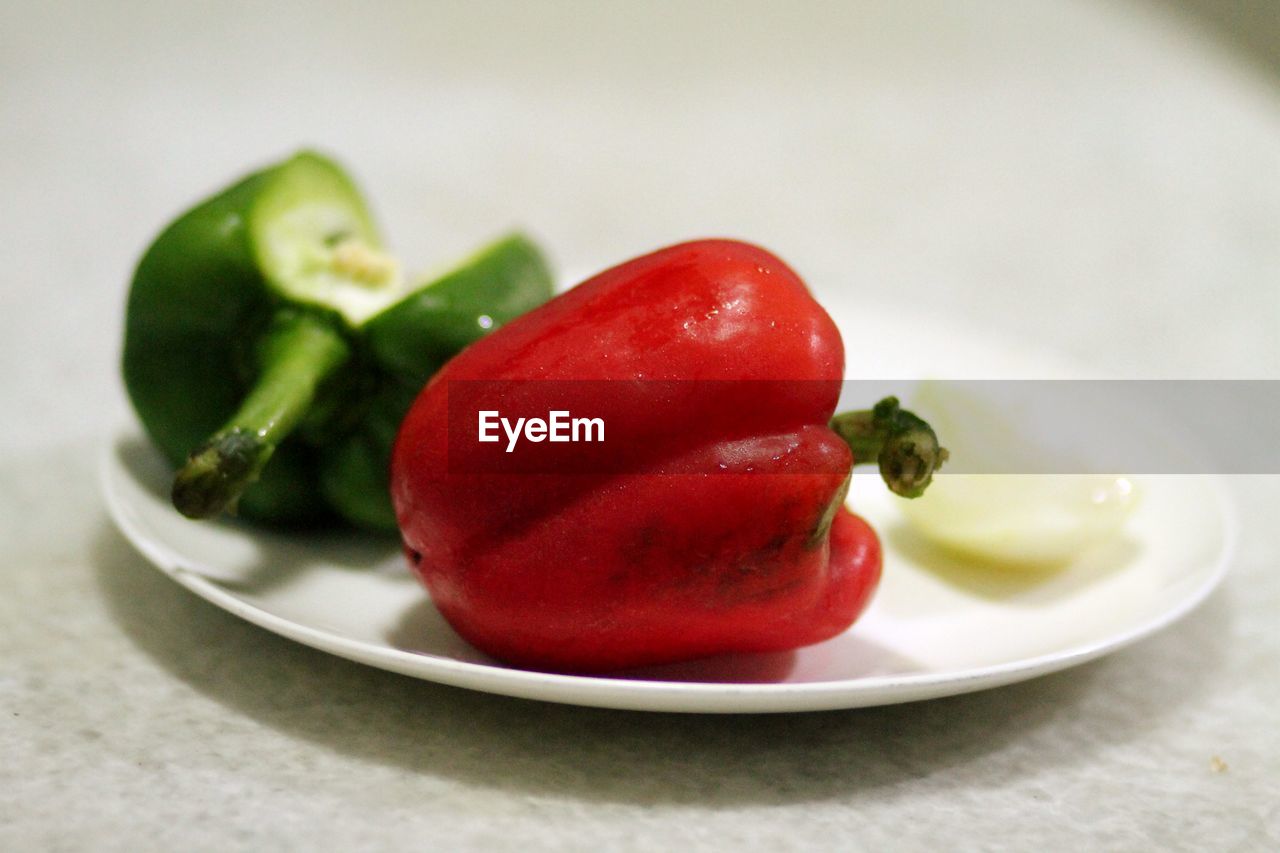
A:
2,1,1278,849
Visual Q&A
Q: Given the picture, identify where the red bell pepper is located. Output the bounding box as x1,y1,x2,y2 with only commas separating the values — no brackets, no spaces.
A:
390,240,945,673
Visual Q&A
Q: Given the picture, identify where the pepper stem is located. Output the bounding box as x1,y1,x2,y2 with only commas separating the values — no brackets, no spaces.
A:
830,396,949,498
171,311,350,519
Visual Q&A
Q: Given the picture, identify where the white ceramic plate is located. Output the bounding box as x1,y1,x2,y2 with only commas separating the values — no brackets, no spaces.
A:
101,307,1236,713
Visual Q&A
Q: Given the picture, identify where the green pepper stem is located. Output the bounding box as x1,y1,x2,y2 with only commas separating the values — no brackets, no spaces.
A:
171,311,350,519
830,396,949,499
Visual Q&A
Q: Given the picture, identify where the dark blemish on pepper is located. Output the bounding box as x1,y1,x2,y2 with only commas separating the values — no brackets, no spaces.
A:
614,524,661,582
762,533,790,554
409,549,422,565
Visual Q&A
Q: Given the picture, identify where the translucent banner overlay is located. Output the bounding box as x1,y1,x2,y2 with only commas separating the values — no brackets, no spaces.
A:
440,380,1280,475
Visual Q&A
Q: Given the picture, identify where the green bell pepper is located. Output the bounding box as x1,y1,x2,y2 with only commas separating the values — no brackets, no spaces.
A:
122,150,553,531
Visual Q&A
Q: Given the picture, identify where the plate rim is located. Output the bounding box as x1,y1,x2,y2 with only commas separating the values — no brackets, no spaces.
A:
99,429,1238,714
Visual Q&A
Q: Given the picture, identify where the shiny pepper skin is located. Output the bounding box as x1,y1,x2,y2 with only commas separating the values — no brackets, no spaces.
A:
391,240,883,673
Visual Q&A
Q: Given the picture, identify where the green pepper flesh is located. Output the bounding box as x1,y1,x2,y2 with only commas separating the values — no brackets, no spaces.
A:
123,151,553,530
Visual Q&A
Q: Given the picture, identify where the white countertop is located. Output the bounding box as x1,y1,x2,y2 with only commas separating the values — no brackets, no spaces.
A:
2,1,1277,849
